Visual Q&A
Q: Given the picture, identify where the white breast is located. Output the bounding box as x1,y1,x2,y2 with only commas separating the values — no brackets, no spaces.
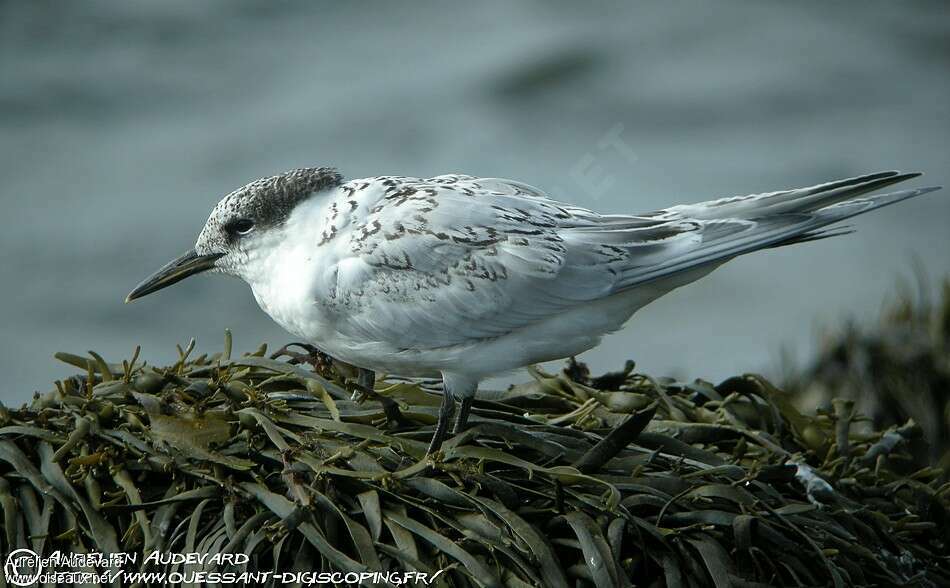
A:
240,199,332,336
238,188,395,366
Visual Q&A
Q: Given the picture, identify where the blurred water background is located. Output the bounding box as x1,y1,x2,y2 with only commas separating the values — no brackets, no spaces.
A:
1,0,948,402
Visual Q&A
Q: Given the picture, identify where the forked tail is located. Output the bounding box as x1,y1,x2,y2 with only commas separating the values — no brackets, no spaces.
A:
615,171,941,290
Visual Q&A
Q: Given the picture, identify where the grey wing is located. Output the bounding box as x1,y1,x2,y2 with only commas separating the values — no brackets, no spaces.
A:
334,172,939,348
460,171,940,293
334,176,680,348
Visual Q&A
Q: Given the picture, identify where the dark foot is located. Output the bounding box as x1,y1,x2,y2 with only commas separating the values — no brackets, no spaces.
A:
346,367,408,427
426,390,456,456
453,396,473,435
270,342,334,375
351,368,376,401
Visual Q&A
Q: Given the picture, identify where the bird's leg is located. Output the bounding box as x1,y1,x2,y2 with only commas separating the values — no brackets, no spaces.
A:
427,374,478,456
426,389,456,456
352,368,376,401
453,397,474,435
357,368,375,390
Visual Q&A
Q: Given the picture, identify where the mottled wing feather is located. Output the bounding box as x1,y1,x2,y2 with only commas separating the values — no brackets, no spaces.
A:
333,176,695,348
331,172,936,349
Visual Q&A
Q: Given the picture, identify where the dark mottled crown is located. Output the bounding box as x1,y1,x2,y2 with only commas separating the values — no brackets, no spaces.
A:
196,167,342,254
220,167,342,226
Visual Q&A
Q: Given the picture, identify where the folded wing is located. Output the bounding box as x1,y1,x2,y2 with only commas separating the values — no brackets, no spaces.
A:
331,172,939,349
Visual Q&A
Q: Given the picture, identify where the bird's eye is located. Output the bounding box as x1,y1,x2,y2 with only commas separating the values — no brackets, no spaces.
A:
228,219,255,236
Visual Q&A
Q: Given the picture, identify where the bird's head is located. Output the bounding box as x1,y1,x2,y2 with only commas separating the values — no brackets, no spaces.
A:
126,167,342,302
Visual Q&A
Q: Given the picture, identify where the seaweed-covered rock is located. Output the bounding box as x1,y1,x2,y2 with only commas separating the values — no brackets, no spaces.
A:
787,277,950,475
0,335,947,587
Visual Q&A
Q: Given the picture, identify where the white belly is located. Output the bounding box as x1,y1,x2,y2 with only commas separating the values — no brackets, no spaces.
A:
249,257,714,379
250,279,664,379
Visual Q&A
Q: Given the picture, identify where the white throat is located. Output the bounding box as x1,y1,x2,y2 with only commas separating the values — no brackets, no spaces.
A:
236,197,336,339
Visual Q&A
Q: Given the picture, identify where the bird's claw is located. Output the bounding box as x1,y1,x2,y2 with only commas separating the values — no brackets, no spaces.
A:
348,383,371,403
270,343,334,375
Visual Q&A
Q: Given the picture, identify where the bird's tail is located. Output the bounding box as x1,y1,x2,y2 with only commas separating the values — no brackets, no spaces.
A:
765,179,941,248
663,171,927,221
615,172,941,290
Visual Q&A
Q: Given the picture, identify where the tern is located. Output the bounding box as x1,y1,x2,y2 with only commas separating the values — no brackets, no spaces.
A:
126,167,939,455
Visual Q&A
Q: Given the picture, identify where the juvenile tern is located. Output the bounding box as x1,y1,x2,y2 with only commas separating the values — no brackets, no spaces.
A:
126,168,940,455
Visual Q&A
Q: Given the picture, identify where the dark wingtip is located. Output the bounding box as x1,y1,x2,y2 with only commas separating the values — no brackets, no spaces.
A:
880,171,922,184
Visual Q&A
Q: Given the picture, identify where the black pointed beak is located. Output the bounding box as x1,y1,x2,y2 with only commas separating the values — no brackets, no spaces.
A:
125,249,223,303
